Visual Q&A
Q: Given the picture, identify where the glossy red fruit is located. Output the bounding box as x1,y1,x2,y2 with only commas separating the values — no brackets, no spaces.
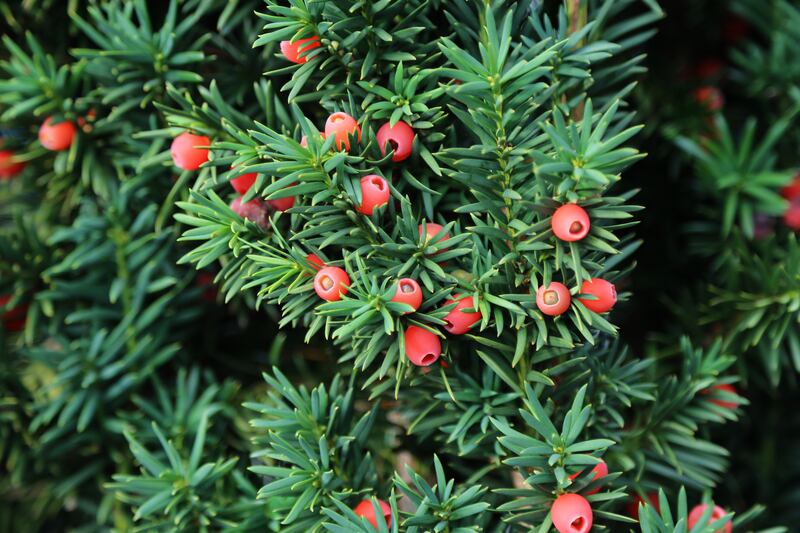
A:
568,460,608,496
314,266,349,301
280,37,321,64
536,282,571,316
550,204,591,242
0,294,28,332
785,199,800,230
376,120,415,162
267,194,295,211
443,294,481,335
705,383,738,409
353,499,392,528
356,175,390,215
418,222,450,248
39,117,77,151
306,253,325,271
325,112,361,151
781,174,800,200
171,132,210,171
230,167,257,194
694,58,724,80
552,204,590,242
551,493,593,533
404,326,441,366
195,271,218,302
391,278,422,313
626,492,660,519
694,86,724,112
687,504,732,533
578,278,617,314
230,197,270,229
0,150,25,180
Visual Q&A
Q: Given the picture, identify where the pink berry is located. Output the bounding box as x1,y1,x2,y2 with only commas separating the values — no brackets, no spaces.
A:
551,493,593,533
0,150,25,179
353,499,392,528
39,117,77,151
687,504,732,533
577,278,617,313
324,112,361,151
552,204,590,242
280,37,321,64
171,132,210,171
404,326,441,367
356,175,390,215
390,278,422,313
442,294,481,335
567,460,608,496
536,282,571,316
376,120,415,162
314,266,349,301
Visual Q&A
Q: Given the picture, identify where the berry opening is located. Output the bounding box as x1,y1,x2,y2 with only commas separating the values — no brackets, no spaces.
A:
400,281,415,293
543,290,559,306
569,221,584,234
320,275,334,290
330,113,346,123
444,319,453,329
570,517,585,531
388,139,399,151
420,353,437,365
370,177,385,190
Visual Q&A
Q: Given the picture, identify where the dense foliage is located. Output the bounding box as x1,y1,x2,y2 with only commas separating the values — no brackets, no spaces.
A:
1,0,798,531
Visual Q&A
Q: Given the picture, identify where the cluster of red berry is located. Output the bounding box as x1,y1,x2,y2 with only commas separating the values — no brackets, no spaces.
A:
547,379,740,533
1,116,82,181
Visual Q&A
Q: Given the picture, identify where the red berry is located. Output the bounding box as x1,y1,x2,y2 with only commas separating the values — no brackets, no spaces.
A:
536,282,571,316
694,58,724,80
171,132,210,171
552,204,590,242
442,294,481,335
280,37,321,64
568,460,608,496
267,194,296,211
353,499,392,528
577,278,617,313
551,493,593,533
39,117,77,151
391,278,422,313
0,150,25,180
724,15,750,44
626,492,660,520
694,86,724,112
195,272,218,302
230,167,257,194
781,174,800,200
230,197,270,229
376,120,415,162
356,175,390,215
404,326,441,366
785,199,800,230
704,383,739,409
306,253,325,271
687,504,732,533
324,112,361,151
418,222,450,249
0,294,28,332
314,266,349,301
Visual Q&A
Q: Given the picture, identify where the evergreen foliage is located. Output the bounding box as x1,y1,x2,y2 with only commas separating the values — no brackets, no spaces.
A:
0,0,797,532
